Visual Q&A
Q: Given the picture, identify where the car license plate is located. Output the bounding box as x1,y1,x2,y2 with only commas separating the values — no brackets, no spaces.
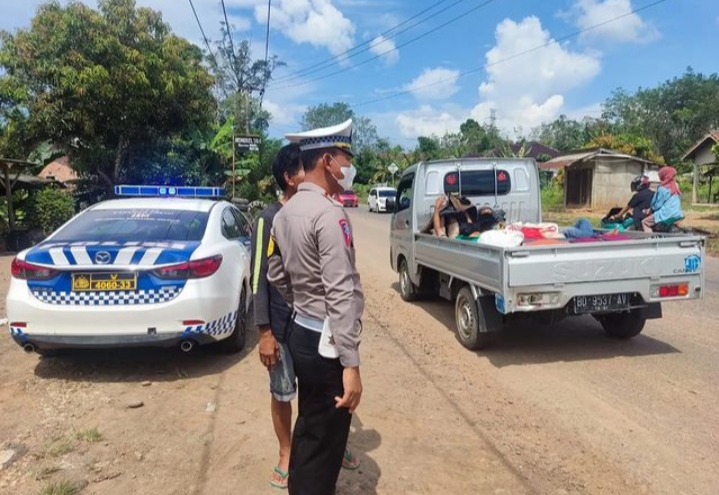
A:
72,272,137,292
573,293,630,314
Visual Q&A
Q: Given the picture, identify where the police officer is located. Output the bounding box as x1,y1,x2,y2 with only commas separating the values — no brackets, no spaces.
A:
268,119,364,495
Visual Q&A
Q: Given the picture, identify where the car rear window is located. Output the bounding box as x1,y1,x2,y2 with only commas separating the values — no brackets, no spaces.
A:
443,170,511,196
52,209,210,242
378,190,396,197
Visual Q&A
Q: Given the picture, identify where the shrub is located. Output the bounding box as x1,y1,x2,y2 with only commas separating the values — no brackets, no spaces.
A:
541,180,565,211
28,187,75,234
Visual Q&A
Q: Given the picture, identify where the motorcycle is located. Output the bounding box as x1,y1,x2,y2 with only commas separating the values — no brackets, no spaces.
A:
600,207,686,234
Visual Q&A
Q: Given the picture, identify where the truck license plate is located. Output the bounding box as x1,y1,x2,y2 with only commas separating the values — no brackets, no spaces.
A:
573,293,630,314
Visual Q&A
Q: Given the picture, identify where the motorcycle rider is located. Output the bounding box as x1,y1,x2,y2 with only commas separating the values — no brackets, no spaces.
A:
642,166,684,233
609,175,654,230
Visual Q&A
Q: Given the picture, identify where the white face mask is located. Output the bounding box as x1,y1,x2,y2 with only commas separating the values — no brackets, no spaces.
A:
331,157,356,191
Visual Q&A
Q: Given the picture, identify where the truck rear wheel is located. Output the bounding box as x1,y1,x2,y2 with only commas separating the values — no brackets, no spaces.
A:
399,259,417,301
598,310,646,339
455,286,492,350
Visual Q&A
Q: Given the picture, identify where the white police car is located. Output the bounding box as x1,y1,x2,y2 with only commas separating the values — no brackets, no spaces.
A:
6,185,252,355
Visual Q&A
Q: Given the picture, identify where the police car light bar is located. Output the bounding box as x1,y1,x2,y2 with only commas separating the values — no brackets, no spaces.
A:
114,185,226,198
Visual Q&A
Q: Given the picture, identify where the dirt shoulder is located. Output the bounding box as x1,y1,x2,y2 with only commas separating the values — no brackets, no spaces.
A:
1,211,718,495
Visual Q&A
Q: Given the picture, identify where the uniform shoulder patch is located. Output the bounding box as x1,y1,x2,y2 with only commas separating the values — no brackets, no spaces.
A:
339,219,352,247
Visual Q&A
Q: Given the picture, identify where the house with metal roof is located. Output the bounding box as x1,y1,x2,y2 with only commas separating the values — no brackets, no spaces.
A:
540,148,661,209
681,130,719,204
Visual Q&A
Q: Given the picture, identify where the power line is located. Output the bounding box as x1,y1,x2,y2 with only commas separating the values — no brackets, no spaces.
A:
188,0,217,62
259,0,272,112
220,0,237,69
269,0,498,90
350,0,670,109
271,0,463,84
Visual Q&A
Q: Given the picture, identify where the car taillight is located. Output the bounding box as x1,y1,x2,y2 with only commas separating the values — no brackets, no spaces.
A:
11,258,59,280
651,283,689,298
152,255,223,280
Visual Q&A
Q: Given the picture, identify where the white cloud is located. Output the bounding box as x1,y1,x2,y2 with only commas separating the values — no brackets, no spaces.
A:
369,35,399,65
568,0,660,43
403,67,460,100
471,16,601,135
390,16,602,142
255,0,355,56
0,1,253,48
395,105,466,139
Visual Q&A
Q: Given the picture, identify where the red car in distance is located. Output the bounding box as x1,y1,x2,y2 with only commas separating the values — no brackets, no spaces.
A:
334,190,359,208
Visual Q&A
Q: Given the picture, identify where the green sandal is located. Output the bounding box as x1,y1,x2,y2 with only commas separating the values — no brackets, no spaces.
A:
342,448,360,470
270,466,289,489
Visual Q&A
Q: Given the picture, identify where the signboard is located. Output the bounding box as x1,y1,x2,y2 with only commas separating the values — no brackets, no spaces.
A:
388,162,399,174
234,135,261,152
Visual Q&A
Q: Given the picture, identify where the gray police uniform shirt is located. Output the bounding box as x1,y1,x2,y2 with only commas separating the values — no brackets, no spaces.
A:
267,182,364,368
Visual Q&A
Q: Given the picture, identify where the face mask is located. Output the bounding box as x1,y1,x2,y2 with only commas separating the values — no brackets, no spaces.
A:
331,157,356,191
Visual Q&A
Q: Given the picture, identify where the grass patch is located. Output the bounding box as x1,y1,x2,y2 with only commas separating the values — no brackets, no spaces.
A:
74,428,102,443
540,182,564,211
34,466,61,481
46,437,74,458
38,480,81,495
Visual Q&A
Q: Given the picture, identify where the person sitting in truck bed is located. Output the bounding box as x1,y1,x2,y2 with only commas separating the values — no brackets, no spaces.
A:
430,195,499,239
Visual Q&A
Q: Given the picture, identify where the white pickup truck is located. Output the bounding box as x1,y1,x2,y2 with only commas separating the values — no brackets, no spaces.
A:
389,158,705,350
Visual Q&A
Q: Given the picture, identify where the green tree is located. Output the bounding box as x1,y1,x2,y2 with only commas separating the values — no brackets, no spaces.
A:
457,117,505,155
0,0,216,189
586,133,665,164
602,68,719,163
27,186,75,234
416,136,442,160
300,102,379,152
211,20,281,133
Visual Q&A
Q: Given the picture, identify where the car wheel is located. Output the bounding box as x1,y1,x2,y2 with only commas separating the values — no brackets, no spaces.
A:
454,287,492,350
399,259,417,302
597,310,646,339
219,289,247,353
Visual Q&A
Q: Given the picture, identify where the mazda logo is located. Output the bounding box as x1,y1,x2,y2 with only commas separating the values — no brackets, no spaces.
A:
95,251,112,265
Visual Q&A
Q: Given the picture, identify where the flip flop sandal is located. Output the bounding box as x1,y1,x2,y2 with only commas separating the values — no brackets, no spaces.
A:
270,466,289,489
342,448,360,470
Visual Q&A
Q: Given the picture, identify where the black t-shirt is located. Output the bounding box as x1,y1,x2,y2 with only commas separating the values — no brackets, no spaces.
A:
627,188,653,227
251,202,293,341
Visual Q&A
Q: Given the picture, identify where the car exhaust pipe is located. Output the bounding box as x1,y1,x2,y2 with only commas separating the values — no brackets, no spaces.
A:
23,343,36,354
180,340,195,353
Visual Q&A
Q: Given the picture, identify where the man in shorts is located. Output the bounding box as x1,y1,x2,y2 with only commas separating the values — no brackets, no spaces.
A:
251,144,359,490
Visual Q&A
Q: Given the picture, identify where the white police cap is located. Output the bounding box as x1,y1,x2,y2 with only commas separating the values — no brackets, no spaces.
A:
285,118,353,156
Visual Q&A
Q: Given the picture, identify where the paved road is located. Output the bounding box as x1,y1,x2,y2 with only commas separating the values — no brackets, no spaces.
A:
349,207,719,495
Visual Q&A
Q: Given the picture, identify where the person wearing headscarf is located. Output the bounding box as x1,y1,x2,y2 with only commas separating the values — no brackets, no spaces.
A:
642,166,684,232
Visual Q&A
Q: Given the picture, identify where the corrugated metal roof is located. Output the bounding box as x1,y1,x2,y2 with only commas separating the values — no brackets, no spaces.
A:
539,148,656,170
682,130,719,161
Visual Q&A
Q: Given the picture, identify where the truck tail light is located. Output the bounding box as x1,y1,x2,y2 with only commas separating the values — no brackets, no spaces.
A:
11,258,59,280
651,283,689,298
517,292,561,308
152,255,223,280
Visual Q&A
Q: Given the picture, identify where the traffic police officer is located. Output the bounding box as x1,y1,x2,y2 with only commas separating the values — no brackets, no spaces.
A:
268,119,364,495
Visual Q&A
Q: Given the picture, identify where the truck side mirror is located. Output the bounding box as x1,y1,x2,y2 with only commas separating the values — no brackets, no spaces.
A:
399,197,410,211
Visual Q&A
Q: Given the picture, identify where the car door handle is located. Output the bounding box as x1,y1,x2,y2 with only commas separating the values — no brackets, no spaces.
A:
404,220,410,227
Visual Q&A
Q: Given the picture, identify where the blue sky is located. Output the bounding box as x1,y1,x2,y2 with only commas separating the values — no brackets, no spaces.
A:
3,0,719,147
